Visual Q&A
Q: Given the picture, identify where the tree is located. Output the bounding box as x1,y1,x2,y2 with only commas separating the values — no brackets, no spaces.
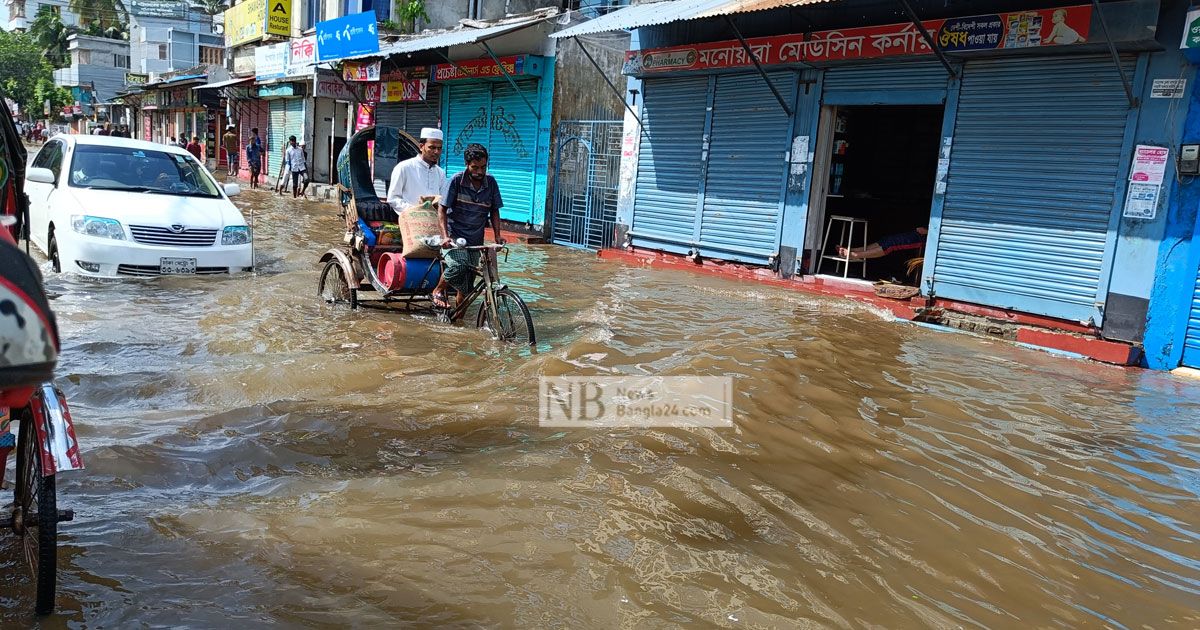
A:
0,30,63,118
189,0,228,17
67,0,128,33
28,7,75,69
396,0,430,34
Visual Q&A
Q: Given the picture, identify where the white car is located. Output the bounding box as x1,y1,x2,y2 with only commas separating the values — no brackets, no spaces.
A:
24,134,253,277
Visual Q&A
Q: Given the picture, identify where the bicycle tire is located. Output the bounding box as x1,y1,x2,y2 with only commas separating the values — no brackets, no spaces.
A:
476,287,536,346
318,260,358,309
15,410,57,615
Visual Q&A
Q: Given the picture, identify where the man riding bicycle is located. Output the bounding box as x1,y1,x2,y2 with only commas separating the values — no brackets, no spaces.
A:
433,143,504,309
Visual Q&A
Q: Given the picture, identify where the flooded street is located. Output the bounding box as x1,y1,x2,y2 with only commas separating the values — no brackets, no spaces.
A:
4,187,1200,627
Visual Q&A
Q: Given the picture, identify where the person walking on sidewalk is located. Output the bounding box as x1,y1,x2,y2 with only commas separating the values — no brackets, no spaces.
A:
284,136,308,199
222,125,239,177
386,127,445,214
186,135,202,161
246,128,264,189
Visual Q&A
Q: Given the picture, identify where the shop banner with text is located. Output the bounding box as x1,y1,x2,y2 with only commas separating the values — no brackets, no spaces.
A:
316,11,380,62
623,5,1091,74
343,60,382,82
433,55,526,81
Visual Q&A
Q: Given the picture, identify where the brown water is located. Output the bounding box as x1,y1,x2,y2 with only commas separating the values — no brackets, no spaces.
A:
3,188,1200,627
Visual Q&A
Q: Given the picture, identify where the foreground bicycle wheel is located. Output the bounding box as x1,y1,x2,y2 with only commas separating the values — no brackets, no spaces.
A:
477,288,536,346
317,260,358,309
15,411,56,615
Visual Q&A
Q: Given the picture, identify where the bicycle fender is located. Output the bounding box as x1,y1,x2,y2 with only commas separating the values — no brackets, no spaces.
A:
29,383,84,474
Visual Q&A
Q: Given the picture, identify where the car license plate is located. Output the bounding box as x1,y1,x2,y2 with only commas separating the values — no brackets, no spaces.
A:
160,257,197,275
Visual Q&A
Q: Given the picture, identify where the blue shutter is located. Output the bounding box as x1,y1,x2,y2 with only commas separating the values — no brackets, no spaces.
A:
631,76,708,252
698,71,797,263
268,99,287,177
932,55,1137,324
823,61,950,105
445,82,491,160
489,80,540,225
1183,267,1200,368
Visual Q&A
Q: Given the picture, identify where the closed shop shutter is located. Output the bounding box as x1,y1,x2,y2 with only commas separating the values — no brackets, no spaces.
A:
1183,269,1200,368
823,61,950,105
237,99,268,177
377,88,442,139
631,76,708,252
933,55,1137,324
699,71,797,263
268,99,287,177
444,81,540,224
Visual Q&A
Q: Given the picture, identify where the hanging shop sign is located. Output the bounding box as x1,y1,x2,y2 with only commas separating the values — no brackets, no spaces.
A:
224,0,291,48
343,60,382,82
622,4,1092,73
315,11,380,62
255,42,289,81
433,55,530,81
314,75,359,101
356,103,375,129
125,73,148,86
290,35,317,68
380,66,430,82
1183,8,1200,48
380,79,427,102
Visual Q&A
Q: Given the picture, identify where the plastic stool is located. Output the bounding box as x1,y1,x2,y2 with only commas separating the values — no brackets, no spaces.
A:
818,215,868,278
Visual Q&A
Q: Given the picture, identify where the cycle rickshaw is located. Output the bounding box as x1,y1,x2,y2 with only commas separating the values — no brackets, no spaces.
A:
1,93,83,616
316,125,536,345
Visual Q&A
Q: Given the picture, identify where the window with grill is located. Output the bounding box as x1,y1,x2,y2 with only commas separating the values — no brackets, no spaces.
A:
113,54,130,68
200,46,223,66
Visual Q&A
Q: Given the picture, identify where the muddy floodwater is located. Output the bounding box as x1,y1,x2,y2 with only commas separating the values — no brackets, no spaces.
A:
3,188,1200,628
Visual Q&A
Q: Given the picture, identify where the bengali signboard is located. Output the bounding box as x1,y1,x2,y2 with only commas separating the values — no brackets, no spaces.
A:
315,11,380,62
381,79,427,102
129,0,185,18
433,55,527,81
314,75,358,101
343,60,381,82
380,66,430,82
290,35,317,68
622,5,1092,74
255,42,289,81
1183,8,1200,49
125,73,148,86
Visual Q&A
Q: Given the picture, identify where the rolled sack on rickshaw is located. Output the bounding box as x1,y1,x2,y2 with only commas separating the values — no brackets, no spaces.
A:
322,126,448,299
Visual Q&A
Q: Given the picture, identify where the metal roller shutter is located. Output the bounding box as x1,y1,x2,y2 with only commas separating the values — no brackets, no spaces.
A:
488,80,539,225
933,55,1138,325
699,71,797,263
267,99,287,178
631,76,708,252
444,81,539,224
823,61,951,105
376,88,441,139
1183,269,1200,367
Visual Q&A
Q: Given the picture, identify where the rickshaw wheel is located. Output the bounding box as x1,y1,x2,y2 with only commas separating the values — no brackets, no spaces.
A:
476,288,536,346
14,410,57,615
318,260,358,309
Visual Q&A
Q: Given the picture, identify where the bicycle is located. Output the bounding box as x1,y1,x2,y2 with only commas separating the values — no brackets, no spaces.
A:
436,243,536,346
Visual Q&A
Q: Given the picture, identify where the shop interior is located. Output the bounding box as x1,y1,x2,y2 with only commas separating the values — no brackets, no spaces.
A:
806,104,943,284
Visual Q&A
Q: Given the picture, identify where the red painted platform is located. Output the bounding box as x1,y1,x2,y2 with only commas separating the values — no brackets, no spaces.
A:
597,247,1138,366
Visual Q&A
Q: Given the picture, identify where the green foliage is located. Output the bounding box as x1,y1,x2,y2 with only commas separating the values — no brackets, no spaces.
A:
189,0,229,18
0,30,61,118
395,0,430,33
378,19,402,32
29,7,75,69
68,0,128,33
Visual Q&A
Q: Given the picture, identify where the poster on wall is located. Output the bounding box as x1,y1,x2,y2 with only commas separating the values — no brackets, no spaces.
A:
1123,183,1160,220
623,4,1092,73
1130,145,1169,185
343,61,381,82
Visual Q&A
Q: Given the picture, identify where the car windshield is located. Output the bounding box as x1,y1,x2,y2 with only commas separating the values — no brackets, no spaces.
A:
68,144,221,198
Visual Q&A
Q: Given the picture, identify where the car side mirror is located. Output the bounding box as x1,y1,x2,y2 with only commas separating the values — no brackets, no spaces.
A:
223,183,241,197
27,167,56,186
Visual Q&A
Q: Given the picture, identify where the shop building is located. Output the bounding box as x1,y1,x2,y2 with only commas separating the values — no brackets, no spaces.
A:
560,0,1192,366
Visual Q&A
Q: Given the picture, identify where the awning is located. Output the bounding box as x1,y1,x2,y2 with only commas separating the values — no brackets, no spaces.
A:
192,76,254,90
551,0,832,38
340,13,554,61
144,73,207,89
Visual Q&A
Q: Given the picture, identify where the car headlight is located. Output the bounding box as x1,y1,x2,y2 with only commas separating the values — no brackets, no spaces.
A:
71,215,125,240
222,225,251,246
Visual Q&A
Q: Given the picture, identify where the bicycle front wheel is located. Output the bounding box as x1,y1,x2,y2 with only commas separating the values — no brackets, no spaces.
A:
477,287,536,346
15,410,57,615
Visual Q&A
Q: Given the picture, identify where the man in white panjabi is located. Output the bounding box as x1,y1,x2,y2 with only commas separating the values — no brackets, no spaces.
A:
386,127,446,213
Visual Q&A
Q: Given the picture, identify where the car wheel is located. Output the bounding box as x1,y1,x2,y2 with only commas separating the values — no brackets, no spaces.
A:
47,232,60,273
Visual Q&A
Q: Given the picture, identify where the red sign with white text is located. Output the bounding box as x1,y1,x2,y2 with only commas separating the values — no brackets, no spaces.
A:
433,55,526,81
623,5,1091,74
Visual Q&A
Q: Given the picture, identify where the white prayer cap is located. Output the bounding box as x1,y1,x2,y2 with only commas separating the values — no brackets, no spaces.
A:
420,127,443,141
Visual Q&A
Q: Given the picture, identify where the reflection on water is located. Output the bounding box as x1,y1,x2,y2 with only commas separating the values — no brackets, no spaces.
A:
4,189,1200,627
